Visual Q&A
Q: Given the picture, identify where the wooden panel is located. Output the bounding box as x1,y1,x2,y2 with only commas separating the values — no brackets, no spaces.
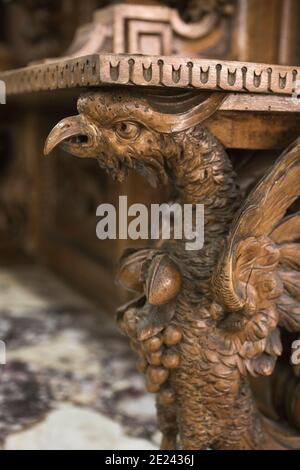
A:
235,0,283,63
278,0,300,65
41,236,122,312
207,111,300,150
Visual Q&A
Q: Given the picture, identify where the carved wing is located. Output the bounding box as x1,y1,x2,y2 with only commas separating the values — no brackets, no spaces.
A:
212,138,300,377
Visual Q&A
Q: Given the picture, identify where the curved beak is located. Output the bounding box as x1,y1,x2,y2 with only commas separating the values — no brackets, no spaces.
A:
44,115,96,158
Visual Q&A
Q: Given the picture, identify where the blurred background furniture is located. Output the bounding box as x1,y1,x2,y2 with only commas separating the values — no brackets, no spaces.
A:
1,0,300,312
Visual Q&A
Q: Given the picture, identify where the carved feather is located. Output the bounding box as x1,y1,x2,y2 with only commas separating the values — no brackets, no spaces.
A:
278,243,300,270
271,213,300,244
213,138,300,377
230,138,300,239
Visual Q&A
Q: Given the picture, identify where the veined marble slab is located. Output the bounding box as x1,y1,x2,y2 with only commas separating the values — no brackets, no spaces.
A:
0,267,158,450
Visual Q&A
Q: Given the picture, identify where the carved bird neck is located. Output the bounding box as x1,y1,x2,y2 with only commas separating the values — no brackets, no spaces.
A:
156,125,240,315
162,126,263,449
167,125,239,230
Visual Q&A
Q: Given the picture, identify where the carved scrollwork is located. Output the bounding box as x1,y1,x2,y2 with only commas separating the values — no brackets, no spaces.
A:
165,0,236,24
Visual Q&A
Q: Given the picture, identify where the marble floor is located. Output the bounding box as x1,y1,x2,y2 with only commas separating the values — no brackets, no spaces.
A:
0,266,158,450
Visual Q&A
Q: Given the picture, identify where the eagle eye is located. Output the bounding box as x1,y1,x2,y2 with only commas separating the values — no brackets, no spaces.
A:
114,121,140,140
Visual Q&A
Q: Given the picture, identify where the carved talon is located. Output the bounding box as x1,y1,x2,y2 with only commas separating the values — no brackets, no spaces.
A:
116,248,158,293
116,294,146,335
122,308,138,336
146,254,182,306
117,248,181,307
136,308,166,341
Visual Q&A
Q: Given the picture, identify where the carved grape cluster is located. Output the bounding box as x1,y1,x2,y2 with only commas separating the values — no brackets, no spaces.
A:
133,325,182,394
116,248,183,396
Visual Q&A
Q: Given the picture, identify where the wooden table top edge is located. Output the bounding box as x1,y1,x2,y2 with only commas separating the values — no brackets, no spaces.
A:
0,54,300,109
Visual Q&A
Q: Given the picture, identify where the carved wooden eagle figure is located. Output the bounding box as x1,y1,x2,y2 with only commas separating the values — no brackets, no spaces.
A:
45,88,300,450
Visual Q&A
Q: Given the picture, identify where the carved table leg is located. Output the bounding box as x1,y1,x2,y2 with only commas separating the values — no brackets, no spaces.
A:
44,88,300,450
